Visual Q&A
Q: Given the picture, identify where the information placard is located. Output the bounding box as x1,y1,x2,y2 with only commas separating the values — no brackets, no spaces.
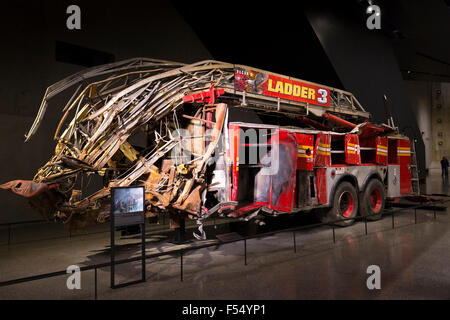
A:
110,186,146,289
111,186,145,227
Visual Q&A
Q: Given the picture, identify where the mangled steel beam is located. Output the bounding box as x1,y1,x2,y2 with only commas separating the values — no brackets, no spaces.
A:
2,59,237,230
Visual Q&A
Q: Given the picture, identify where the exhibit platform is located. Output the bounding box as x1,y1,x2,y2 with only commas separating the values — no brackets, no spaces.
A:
0,173,449,300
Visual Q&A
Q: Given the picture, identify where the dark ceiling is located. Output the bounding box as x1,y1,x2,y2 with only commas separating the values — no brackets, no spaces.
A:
387,0,450,82
171,1,344,89
173,0,450,84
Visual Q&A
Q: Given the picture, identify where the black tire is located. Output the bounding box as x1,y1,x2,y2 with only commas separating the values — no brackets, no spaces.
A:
316,182,359,227
359,179,385,221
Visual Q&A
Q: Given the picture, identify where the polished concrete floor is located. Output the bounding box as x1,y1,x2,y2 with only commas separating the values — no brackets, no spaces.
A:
0,173,449,300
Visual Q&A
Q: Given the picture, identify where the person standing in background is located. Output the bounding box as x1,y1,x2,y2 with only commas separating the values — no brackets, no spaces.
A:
441,156,449,178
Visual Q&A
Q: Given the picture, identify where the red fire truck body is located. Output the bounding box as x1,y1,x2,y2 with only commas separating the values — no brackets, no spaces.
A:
198,64,419,227
204,119,417,227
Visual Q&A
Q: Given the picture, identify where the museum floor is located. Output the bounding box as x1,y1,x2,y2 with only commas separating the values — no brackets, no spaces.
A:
0,172,449,300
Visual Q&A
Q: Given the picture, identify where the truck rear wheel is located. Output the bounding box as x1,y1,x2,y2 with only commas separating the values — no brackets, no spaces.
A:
317,182,359,227
359,179,385,221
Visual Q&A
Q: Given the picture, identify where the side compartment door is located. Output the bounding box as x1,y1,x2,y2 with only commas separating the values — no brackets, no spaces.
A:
314,133,331,204
345,134,361,165
398,139,412,194
314,133,331,167
295,133,315,208
268,130,298,212
376,137,388,165
228,124,240,202
296,133,314,171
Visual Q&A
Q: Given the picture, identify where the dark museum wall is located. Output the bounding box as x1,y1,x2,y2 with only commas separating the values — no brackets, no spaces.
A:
172,3,344,89
304,0,450,176
404,81,450,172
176,0,440,177
393,0,450,172
305,3,426,175
0,1,212,223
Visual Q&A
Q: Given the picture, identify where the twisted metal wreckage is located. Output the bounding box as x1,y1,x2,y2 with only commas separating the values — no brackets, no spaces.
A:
1,57,401,239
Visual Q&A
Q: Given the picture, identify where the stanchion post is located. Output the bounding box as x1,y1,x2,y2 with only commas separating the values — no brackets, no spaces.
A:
141,222,146,282
332,226,336,244
94,267,98,300
415,208,417,224
244,239,247,266
180,252,183,282
110,218,115,288
8,224,11,246
364,217,368,235
293,231,296,253
434,209,436,220
392,212,395,229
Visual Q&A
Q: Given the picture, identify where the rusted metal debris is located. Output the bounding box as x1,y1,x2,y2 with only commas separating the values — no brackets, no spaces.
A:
1,58,237,231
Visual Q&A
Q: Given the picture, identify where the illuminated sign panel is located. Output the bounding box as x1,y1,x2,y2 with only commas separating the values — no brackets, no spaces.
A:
235,67,330,107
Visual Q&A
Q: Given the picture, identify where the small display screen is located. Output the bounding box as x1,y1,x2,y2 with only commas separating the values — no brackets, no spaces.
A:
112,187,144,214
111,186,145,227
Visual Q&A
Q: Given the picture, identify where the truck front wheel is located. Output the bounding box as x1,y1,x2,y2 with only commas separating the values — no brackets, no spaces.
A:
317,182,359,227
359,179,385,221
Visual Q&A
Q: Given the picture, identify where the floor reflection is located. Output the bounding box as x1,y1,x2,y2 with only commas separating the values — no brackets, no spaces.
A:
423,172,450,195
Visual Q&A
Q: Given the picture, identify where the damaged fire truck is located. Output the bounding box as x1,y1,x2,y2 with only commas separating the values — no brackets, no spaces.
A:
0,58,420,239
